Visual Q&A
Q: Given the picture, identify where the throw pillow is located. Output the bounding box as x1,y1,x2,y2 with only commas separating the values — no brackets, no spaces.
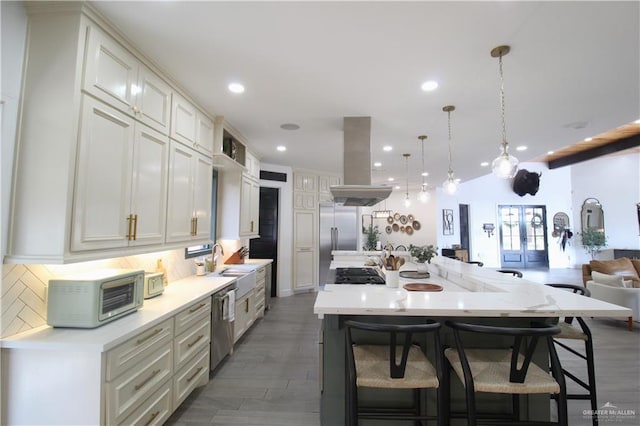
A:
591,271,629,288
590,258,640,287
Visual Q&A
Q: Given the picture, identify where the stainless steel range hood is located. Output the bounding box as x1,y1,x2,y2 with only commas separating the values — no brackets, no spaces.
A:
330,117,393,206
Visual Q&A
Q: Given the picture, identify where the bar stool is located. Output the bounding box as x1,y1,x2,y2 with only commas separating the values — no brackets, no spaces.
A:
443,320,567,426
467,261,484,267
545,284,598,426
344,319,443,426
497,269,523,278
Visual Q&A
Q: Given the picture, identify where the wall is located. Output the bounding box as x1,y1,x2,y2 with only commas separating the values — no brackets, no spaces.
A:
1,1,27,260
363,189,438,251
571,152,640,265
456,162,574,268
1,248,201,338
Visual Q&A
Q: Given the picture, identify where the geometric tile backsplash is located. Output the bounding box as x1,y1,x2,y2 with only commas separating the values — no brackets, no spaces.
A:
1,248,202,338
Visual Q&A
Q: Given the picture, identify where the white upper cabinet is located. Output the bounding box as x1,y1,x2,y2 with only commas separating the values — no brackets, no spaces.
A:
83,25,172,135
166,142,213,243
71,96,169,251
171,93,214,156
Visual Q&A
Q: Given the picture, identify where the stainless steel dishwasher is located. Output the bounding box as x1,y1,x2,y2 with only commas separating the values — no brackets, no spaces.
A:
210,283,237,371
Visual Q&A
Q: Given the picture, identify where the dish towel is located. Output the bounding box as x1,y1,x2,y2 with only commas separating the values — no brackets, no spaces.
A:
223,289,235,321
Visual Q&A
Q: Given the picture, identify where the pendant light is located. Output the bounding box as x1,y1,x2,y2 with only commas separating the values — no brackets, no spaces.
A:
442,105,458,195
417,135,430,203
490,45,519,179
403,153,411,207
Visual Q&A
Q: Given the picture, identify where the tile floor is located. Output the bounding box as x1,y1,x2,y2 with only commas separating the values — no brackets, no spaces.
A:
166,268,639,425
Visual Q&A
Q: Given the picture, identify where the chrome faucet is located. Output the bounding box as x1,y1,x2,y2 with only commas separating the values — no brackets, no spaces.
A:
212,243,224,270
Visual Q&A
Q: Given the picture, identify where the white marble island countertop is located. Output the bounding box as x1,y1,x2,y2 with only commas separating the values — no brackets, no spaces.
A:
314,257,631,318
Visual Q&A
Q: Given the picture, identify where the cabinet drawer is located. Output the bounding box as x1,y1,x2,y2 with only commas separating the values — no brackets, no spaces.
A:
118,379,172,426
106,318,173,381
174,317,211,371
173,348,209,408
256,278,265,291
106,346,173,425
174,298,211,336
255,267,266,282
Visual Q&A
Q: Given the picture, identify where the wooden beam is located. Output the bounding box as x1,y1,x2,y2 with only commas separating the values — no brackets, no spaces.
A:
548,133,640,169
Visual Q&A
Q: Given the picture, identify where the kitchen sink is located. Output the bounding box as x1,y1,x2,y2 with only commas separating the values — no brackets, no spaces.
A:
210,269,256,298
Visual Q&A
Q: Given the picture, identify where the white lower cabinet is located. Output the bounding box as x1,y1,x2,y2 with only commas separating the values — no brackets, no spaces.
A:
234,290,256,343
104,298,211,425
254,266,266,320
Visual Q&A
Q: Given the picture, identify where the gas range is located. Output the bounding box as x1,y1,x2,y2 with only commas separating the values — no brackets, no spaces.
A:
329,267,385,285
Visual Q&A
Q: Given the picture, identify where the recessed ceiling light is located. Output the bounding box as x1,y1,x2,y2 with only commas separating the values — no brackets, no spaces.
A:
228,83,245,93
547,150,555,155
421,172,429,177
421,80,438,91
280,123,300,130
383,146,393,152
373,162,382,167
276,145,287,152
480,162,489,167
584,137,593,142
388,177,395,182
516,146,527,151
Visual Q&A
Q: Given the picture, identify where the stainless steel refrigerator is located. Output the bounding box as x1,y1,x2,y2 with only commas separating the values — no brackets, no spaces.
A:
319,204,359,284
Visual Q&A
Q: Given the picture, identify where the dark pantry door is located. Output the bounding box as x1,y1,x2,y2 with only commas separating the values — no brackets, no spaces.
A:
249,187,278,297
498,205,549,269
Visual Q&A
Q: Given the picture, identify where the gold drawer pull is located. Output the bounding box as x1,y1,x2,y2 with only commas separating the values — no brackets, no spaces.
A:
134,368,161,391
187,334,204,348
143,410,160,426
186,366,204,383
189,303,206,314
136,328,162,345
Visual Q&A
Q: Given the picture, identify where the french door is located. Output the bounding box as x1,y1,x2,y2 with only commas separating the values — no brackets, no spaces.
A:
498,205,549,269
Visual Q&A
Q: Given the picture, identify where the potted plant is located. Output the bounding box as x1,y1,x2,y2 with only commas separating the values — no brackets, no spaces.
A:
580,228,608,259
409,244,438,274
364,224,381,251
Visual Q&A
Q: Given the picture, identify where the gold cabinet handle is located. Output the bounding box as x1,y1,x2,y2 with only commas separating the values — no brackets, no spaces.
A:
143,411,160,426
245,298,249,313
132,214,138,240
186,366,203,383
126,214,134,240
194,217,198,236
250,220,254,233
187,334,204,348
189,303,206,314
134,368,161,391
136,328,162,345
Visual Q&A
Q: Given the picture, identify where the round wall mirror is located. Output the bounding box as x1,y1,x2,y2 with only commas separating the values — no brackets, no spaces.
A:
581,198,604,233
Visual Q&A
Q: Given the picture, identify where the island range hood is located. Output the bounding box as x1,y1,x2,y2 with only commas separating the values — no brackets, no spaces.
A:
330,117,393,206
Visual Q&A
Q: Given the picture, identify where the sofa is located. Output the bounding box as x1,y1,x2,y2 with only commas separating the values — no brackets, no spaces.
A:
582,257,640,331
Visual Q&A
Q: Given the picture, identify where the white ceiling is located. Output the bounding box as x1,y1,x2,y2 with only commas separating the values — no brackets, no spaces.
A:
91,1,639,190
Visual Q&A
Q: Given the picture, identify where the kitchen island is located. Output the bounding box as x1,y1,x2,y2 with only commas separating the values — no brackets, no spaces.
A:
314,256,631,425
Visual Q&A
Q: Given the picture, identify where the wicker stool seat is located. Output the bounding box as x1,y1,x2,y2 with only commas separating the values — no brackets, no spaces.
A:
345,320,444,426
443,320,568,426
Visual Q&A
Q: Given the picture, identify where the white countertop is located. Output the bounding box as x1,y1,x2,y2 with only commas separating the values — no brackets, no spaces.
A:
0,274,237,352
314,257,632,318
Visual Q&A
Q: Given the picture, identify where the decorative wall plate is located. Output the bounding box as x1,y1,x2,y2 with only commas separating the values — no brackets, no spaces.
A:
394,213,401,220
408,214,414,221
400,226,405,233
400,215,408,224
387,216,394,224
412,220,421,230
385,225,392,234
405,226,414,235
392,223,400,232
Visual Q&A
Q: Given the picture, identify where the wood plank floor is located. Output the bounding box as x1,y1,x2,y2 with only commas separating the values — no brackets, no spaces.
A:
166,268,639,425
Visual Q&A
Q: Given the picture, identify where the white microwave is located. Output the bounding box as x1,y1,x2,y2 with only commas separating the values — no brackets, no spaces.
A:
47,269,144,328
